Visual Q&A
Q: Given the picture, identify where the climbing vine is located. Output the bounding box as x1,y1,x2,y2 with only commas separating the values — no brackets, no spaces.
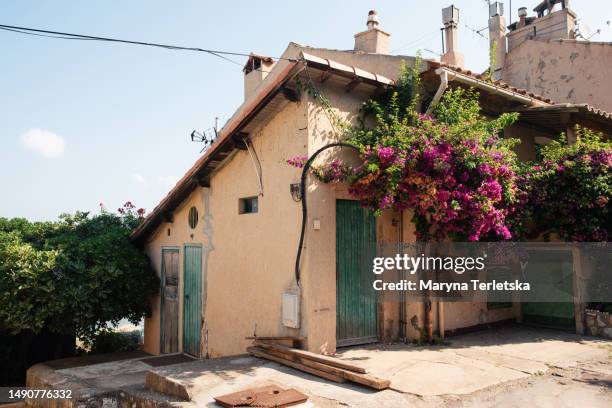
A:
288,58,611,242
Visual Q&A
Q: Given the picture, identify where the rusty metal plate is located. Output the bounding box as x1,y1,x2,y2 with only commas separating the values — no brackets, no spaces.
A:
214,385,308,407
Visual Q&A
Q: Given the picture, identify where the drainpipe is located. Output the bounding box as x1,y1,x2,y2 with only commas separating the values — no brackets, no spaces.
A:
244,139,264,196
425,69,448,115
398,211,406,342
425,299,433,343
438,300,445,340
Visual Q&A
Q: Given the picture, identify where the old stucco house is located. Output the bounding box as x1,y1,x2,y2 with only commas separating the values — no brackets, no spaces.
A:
131,3,612,358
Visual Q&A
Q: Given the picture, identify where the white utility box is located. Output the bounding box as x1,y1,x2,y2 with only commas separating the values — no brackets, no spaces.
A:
282,292,300,328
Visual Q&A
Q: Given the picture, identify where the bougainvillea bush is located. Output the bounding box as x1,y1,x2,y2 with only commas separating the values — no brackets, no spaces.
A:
523,128,611,241
291,62,522,241
288,62,611,242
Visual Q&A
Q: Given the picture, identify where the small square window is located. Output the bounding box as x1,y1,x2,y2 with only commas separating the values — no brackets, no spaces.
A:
239,197,258,214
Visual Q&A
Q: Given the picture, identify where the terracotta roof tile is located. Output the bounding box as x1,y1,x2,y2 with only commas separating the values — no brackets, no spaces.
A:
426,60,556,104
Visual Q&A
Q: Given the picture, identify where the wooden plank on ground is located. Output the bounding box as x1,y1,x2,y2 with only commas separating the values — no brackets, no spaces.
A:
247,347,345,383
254,341,368,374
245,336,305,340
258,346,390,390
246,336,303,347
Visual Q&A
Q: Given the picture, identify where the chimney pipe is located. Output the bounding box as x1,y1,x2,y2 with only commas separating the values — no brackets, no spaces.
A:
354,10,390,54
488,2,507,80
441,5,464,68
518,7,528,27
366,10,379,30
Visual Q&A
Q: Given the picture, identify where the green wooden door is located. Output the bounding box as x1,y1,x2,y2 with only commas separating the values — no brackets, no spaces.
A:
522,250,575,330
183,244,202,356
336,200,378,347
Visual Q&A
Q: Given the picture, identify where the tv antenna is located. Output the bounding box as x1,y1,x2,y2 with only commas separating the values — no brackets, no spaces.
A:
574,20,601,41
191,117,219,153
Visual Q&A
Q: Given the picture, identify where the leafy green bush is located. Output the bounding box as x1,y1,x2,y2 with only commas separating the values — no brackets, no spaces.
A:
291,59,521,241
523,128,611,241
0,203,159,342
86,329,142,354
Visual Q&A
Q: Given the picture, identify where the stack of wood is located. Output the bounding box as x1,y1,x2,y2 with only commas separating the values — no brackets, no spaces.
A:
246,338,390,391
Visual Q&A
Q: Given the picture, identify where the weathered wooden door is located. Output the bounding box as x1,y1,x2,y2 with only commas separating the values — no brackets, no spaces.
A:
522,250,575,330
160,248,179,354
336,199,378,347
183,244,202,356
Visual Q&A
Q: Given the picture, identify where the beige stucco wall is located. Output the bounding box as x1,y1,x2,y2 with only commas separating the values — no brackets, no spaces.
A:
203,100,308,357
143,97,309,357
299,78,384,354
143,188,210,355
503,39,612,111
142,44,533,358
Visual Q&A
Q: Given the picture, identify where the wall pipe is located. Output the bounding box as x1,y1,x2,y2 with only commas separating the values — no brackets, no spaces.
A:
425,69,449,115
398,211,407,342
295,142,359,286
244,139,264,196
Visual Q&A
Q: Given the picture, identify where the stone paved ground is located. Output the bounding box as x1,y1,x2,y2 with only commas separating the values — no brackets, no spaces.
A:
28,325,612,407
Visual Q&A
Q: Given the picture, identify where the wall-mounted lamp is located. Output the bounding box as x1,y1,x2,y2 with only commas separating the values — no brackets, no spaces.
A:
290,183,302,202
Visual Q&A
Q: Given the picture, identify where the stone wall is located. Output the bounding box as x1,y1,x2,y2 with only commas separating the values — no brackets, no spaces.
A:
585,309,612,339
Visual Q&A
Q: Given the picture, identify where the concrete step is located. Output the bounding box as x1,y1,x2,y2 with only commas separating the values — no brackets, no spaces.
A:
142,355,270,403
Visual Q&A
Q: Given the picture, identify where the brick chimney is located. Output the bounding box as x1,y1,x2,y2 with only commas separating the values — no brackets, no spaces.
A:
488,2,507,80
243,53,275,100
354,10,390,54
507,1,577,52
441,5,464,68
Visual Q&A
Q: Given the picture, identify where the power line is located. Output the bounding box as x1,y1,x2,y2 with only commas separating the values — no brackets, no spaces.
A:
390,29,439,54
464,24,489,40
0,23,297,66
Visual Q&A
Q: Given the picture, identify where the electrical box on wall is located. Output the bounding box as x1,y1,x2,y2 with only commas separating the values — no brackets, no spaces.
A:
282,293,300,328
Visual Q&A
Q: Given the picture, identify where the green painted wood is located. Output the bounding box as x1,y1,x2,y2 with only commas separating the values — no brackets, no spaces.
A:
183,244,202,356
336,199,378,346
522,250,575,330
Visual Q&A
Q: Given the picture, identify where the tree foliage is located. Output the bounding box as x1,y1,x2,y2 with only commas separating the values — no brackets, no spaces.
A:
292,59,521,241
289,58,610,242
0,202,158,340
524,128,611,241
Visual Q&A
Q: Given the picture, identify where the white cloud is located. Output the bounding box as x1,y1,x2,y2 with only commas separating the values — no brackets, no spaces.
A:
130,173,147,185
20,128,65,159
159,175,179,188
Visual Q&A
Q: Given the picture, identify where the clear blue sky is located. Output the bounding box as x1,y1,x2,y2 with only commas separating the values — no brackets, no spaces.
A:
1,1,610,220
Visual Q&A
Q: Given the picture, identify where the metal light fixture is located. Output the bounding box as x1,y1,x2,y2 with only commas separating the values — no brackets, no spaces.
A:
290,183,302,202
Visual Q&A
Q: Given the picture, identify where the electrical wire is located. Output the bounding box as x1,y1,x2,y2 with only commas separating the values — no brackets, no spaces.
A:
294,142,358,285
293,66,363,285
0,23,297,65
390,30,440,54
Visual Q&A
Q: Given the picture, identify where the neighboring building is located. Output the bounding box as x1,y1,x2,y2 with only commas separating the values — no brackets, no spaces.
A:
131,6,612,358
487,1,612,112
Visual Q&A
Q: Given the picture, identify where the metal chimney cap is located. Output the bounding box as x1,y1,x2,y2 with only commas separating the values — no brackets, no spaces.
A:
367,10,380,29
489,2,504,17
442,5,460,25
